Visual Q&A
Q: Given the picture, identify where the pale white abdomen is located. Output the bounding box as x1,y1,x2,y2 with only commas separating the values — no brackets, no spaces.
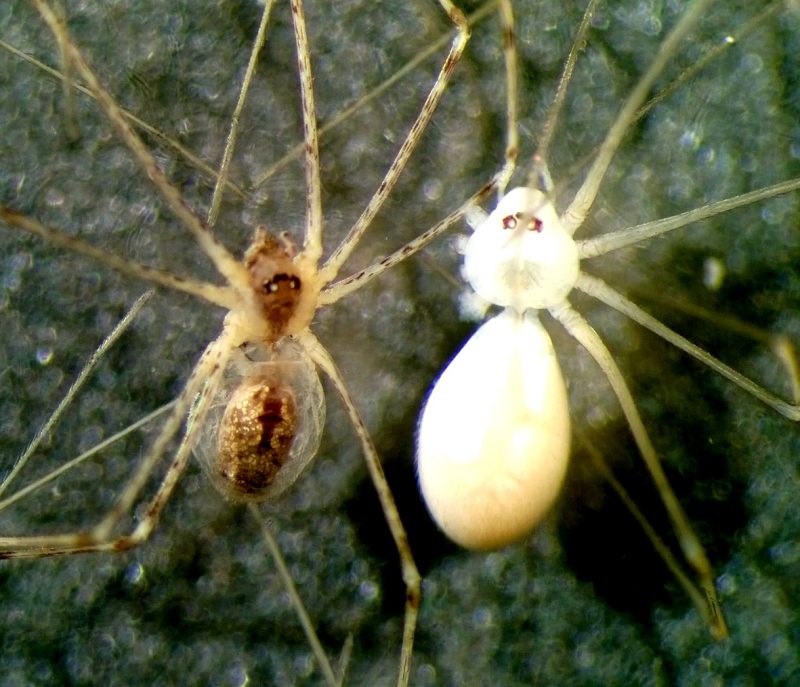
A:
417,309,570,550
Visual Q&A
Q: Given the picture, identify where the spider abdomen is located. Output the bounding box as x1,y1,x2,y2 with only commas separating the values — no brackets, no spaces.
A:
193,340,325,503
417,309,571,550
216,381,297,496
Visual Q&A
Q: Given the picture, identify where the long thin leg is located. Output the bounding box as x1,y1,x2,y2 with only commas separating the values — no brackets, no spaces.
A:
0,35,246,198
319,0,518,303
321,0,470,282
299,329,420,687
319,182,494,305
579,434,718,632
289,0,324,265
529,0,788,208
561,0,715,234
629,2,786,129
0,329,233,558
578,177,800,259
493,0,519,196
0,402,176,514
94,327,236,541
318,0,522,302
250,1,498,191
612,283,800,404
29,0,250,292
0,207,235,309
206,0,276,228
52,1,79,142
248,503,340,687
549,299,728,639
0,291,153,498
528,0,602,191
577,273,800,420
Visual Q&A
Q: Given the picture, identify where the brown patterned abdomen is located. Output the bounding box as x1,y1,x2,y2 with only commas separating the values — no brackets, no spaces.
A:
216,381,297,497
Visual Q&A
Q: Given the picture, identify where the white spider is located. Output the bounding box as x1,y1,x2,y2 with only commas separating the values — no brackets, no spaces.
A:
418,0,800,648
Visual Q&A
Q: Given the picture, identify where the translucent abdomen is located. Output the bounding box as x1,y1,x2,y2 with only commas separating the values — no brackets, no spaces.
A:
192,339,325,502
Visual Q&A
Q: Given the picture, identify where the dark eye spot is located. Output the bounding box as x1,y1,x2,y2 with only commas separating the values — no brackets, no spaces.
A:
502,215,517,229
262,273,302,293
528,217,543,232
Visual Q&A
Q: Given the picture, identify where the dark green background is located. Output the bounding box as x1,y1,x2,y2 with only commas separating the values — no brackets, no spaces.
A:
1,1,798,685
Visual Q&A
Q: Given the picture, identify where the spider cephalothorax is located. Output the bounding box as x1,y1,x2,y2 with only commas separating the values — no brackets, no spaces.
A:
243,228,309,341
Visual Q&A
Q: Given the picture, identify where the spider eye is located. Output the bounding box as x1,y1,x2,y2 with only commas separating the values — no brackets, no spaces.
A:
501,215,517,229
501,213,542,232
262,273,302,293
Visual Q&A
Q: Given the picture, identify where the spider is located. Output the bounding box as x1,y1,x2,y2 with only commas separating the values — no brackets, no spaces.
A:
413,0,800,681
0,0,474,685
2,0,799,684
